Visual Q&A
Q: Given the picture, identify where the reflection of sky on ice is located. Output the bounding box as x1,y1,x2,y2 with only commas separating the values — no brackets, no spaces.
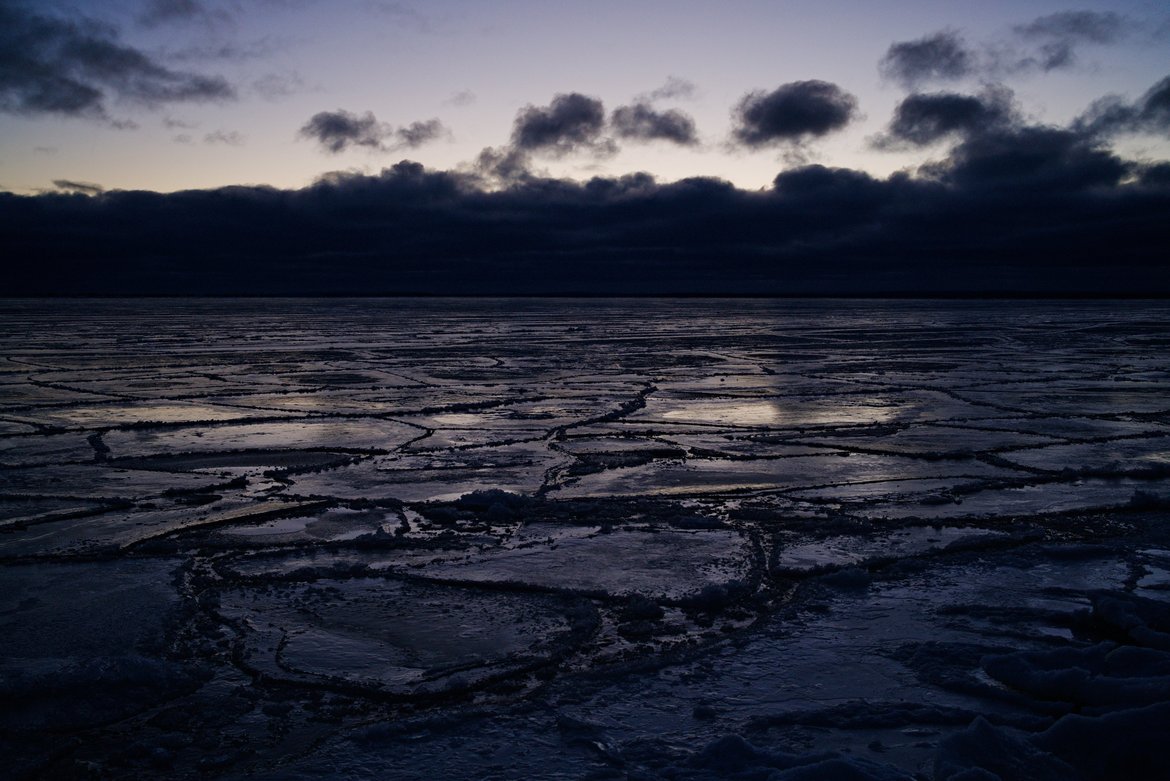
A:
657,396,903,428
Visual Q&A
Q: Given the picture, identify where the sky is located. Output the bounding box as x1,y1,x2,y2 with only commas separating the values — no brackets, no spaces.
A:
1,0,1169,294
2,0,1168,193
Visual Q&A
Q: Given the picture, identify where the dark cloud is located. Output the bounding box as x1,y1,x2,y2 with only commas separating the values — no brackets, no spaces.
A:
1144,76,1170,129
731,81,858,148
299,110,387,153
1075,97,1138,137
887,14,1133,84
476,93,615,181
204,129,243,145
139,0,200,25
137,0,228,28
880,31,976,88
167,39,277,64
395,118,447,148
876,87,1016,148
1016,11,1125,44
611,103,698,145
0,1,235,120
298,110,447,154
51,179,104,196
512,93,608,155
252,72,305,101
641,76,697,103
6,117,1166,296
444,89,476,107
368,2,431,33
1007,12,1129,72
1075,76,1170,138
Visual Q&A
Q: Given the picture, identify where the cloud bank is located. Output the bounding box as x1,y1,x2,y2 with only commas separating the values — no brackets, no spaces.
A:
4,101,1167,296
2,17,1167,297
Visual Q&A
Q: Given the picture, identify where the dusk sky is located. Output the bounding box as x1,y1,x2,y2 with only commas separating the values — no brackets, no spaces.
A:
4,0,1168,193
2,0,1169,294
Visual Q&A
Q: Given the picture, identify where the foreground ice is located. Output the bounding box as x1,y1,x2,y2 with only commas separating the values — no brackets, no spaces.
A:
1,298,1169,780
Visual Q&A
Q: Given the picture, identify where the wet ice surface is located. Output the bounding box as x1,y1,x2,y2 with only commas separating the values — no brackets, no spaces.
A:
2,298,1170,780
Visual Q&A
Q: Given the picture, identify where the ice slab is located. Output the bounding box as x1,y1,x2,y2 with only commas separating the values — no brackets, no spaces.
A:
773,526,1005,573
403,427,548,450
652,433,828,458
0,463,236,500
0,558,191,731
111,450,353,476
631,389,998,429
209,390,423,416
539,544,1132,775
787,477,980,502
997,436,1170,475
101,418,421,456
554,435,684,455
0,496,109,526
0,432,98,466
5,400,290,429
217,577,583,695
286,441,568,502
215,546,456,580
552,453,1017,499
0,420,36,435
417,527,752,600
0,498,321,557
805,424,1056,458
939,416,1169,440
860,478,1166,520
958,385,1170,416
0,382,115,406
216,506,402,543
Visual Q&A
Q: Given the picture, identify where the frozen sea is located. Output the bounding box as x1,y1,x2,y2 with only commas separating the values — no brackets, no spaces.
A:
2,298,1170,780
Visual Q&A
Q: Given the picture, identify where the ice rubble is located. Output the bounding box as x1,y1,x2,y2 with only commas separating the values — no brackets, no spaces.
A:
1,298,1170,779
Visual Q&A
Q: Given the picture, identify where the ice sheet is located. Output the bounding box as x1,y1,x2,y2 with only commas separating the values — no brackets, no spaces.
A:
2,298,1169,779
